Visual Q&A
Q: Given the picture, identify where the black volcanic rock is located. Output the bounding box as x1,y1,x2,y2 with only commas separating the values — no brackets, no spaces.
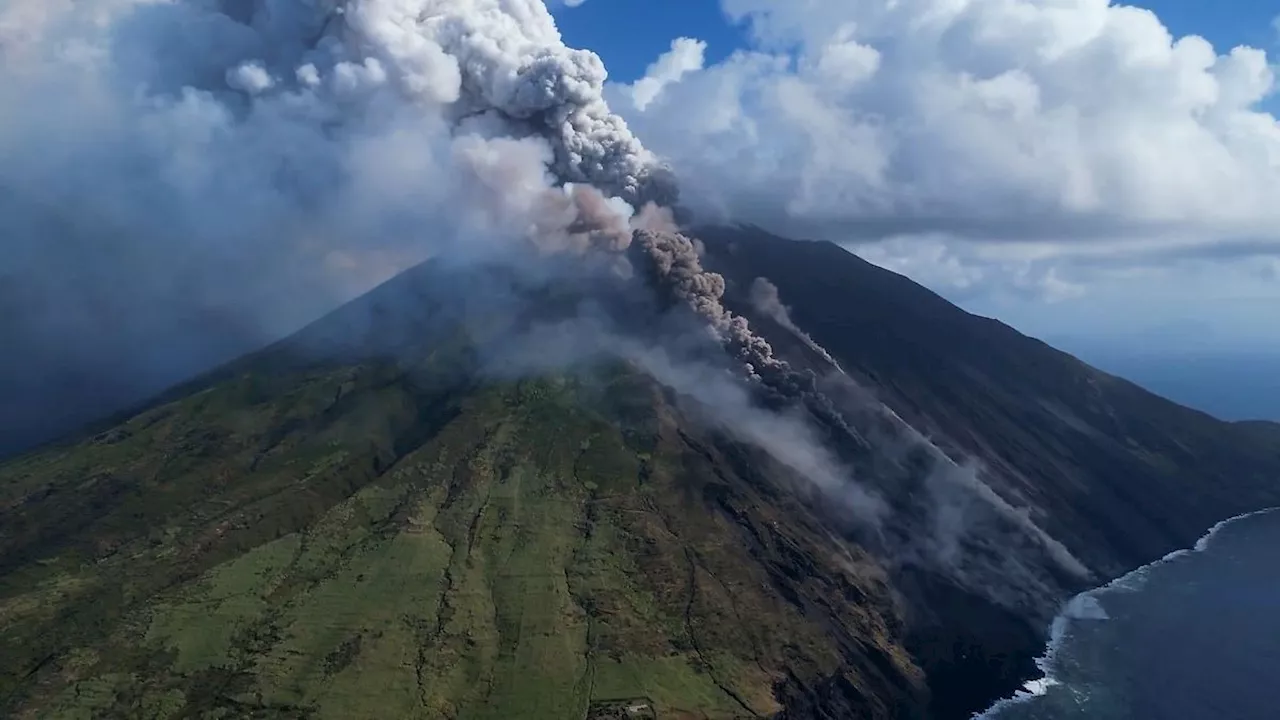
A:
695,225,1280,567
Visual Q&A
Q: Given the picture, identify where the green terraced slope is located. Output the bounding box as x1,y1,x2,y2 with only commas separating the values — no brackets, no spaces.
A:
0,351,924,719
10,230,1280,720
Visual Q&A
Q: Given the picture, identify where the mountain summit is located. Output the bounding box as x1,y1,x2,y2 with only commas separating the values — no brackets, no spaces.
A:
3,227,1278,720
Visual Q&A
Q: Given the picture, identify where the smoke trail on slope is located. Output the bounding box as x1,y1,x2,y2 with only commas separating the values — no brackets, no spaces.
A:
630,229,871,451
480,316,887,526
811,369,1092,614
684,262,1093,594
749,277,843,371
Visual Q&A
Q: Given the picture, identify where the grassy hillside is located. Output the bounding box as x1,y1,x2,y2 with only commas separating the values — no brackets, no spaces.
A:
0,346,924,719
8,228,1280,720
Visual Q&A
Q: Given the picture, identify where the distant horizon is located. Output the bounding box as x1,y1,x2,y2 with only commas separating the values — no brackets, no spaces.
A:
852,245,1280,424
1049,344,1280,423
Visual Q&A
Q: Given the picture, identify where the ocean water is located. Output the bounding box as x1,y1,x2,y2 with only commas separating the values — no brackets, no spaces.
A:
977,508,1280,720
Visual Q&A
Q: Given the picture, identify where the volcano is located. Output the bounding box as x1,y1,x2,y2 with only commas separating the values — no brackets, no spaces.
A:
3,227,1279,720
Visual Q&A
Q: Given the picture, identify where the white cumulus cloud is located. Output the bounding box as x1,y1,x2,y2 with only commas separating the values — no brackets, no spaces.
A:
617,0,1280,279
624,37,707,111
4,0,1280,352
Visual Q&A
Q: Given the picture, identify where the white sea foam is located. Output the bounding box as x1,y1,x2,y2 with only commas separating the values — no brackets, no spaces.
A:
1020,677,1058,696
971,506,1280,719
977,675,1060,717
970,599,1075,719
1193,508,1277,552
1062,594,1109,621
1106,507,1280,594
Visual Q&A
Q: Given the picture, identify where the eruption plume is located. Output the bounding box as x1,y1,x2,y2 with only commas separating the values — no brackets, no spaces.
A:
414,0,679,208
0,0,677,454
1,0,1082,611
629,229,869,452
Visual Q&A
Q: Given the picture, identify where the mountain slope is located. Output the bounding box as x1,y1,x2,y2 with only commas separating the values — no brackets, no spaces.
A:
696,226,1280,575
1234,420,1280,444
0,269,927,719
4,229,1279,720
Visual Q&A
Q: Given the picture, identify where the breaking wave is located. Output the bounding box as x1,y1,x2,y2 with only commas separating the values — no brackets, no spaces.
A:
973,506,1280,719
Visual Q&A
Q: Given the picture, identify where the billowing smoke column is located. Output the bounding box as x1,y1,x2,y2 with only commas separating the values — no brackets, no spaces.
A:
409,0,679,207
2,0,1085,608
265,1,853,445
248,0,681,255
291,1,822,411
259,0,1088,600
0,0,682,454
630,229,868,450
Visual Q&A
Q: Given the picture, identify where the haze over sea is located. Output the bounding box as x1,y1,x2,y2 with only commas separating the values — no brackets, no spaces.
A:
979,508,1280,720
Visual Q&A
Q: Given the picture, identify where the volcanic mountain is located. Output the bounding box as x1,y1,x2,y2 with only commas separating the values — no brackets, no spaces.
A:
3,227,1279,720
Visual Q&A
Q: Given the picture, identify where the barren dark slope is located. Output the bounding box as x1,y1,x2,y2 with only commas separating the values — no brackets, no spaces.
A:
1234,420,1280,445
696,226,1280,574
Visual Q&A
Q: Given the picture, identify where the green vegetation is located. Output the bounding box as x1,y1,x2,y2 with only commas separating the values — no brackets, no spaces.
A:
0,350,922,719
9,229,1280,720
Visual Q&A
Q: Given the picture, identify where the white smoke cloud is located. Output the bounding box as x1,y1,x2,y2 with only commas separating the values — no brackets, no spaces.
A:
483,317,888,526
0,0,668,452
7,0,1278,371
0,0,672,299
616,0,1280,264
631,340,887,526
0,0,1095,601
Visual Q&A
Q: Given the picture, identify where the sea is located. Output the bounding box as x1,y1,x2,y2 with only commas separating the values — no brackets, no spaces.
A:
976,508,1280,720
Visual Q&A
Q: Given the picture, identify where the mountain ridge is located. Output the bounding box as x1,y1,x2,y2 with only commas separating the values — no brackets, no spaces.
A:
2,227,1278,720
694,226,1280,571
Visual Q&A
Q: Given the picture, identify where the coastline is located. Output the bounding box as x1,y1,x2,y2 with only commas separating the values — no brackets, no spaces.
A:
970,506,1280,719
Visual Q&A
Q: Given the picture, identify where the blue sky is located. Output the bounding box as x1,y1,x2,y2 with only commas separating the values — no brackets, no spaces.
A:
1140,0,1279,54
553,2,749,81
555,0,1280,84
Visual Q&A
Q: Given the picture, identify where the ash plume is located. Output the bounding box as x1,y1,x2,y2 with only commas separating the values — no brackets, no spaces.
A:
0,0,676,289
1,0,1083,612
0,0,671,450
0,0,835,488
425,1,678,208
629,229,868,452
